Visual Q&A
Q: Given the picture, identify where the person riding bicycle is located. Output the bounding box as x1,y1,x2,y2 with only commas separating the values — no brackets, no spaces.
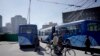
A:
57,35,64,55
52,33,60,54
59,30,71,51
52,33,58,48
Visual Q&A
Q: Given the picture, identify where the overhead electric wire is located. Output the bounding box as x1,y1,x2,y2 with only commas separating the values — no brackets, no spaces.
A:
66,0,97,21
37,0,81,7
37,0,97,22
73,0,97,21
64,0,84,10
77,0,88,7
65,0,89,21
69,0,89,21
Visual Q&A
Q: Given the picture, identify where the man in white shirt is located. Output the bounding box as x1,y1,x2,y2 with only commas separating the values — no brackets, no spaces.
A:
53,33,58,46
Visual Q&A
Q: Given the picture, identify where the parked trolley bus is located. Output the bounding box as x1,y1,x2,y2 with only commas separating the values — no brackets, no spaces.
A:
57,20,100,47
38,27,53,43
39,20,100,47
18,24,38,48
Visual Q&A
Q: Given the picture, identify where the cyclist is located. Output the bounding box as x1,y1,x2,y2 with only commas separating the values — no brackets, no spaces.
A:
57,35,63,55
52,33,60,54
52,33,58,48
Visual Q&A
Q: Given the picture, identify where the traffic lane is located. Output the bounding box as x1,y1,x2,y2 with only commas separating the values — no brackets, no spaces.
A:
0,42,45,56
0,41,99,56
40,42,100,56
0,41,53,56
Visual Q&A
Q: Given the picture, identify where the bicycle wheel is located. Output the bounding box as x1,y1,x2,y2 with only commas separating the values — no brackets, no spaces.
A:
51,49,60,56
45,46,52,54
64,49,76,56
51,49,55,56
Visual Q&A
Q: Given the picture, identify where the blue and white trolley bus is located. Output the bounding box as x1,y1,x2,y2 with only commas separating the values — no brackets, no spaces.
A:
38,27,52,43
57,20,100,47
39,20,100,47
18,24,38,48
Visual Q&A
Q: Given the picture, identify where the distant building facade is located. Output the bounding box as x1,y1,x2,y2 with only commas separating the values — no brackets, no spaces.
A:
0,15,2,33
11,15,27,34
6,23,12,34
63,7,100,23
2,26,7,33
42,22,57,29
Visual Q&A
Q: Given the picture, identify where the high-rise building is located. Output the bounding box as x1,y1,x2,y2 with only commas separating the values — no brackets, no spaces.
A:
11,15,27,34
0,15,2,33
63,7,100,23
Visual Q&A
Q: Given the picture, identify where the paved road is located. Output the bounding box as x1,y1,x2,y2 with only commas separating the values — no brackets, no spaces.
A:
0,41,99,56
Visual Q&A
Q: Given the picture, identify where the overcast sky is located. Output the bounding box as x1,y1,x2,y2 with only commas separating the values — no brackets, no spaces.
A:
0,0,100,29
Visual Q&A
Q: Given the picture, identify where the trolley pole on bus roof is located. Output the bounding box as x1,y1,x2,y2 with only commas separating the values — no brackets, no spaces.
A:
27,0,31,24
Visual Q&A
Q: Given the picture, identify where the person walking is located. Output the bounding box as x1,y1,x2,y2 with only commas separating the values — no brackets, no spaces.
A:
34,37,40,52
85,35,93,54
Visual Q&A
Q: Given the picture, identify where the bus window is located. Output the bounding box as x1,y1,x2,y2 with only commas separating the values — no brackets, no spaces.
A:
42,32,44,36
20,27,26,33
76,25,81,33
44,29,51,35
89,26,94,31
97,24,100,31
27,29,32,34
45,32,49,35
67,24,81,35
88,23,99,31
20,27,33,34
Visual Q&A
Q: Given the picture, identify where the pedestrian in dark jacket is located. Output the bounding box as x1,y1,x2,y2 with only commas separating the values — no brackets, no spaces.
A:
35,37,40,52
85,35,93,54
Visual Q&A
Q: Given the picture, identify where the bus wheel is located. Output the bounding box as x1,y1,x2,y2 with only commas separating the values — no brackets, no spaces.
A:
19,45,22,49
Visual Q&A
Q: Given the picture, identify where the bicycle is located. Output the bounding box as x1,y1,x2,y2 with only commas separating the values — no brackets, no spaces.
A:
45,40,76,56
45,43,53,54
61,40,76,56
45,44,62,56
62,46,76,56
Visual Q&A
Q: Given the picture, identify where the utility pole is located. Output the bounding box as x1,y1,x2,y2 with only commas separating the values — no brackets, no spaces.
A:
95,0,97,2
27,0,31,24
